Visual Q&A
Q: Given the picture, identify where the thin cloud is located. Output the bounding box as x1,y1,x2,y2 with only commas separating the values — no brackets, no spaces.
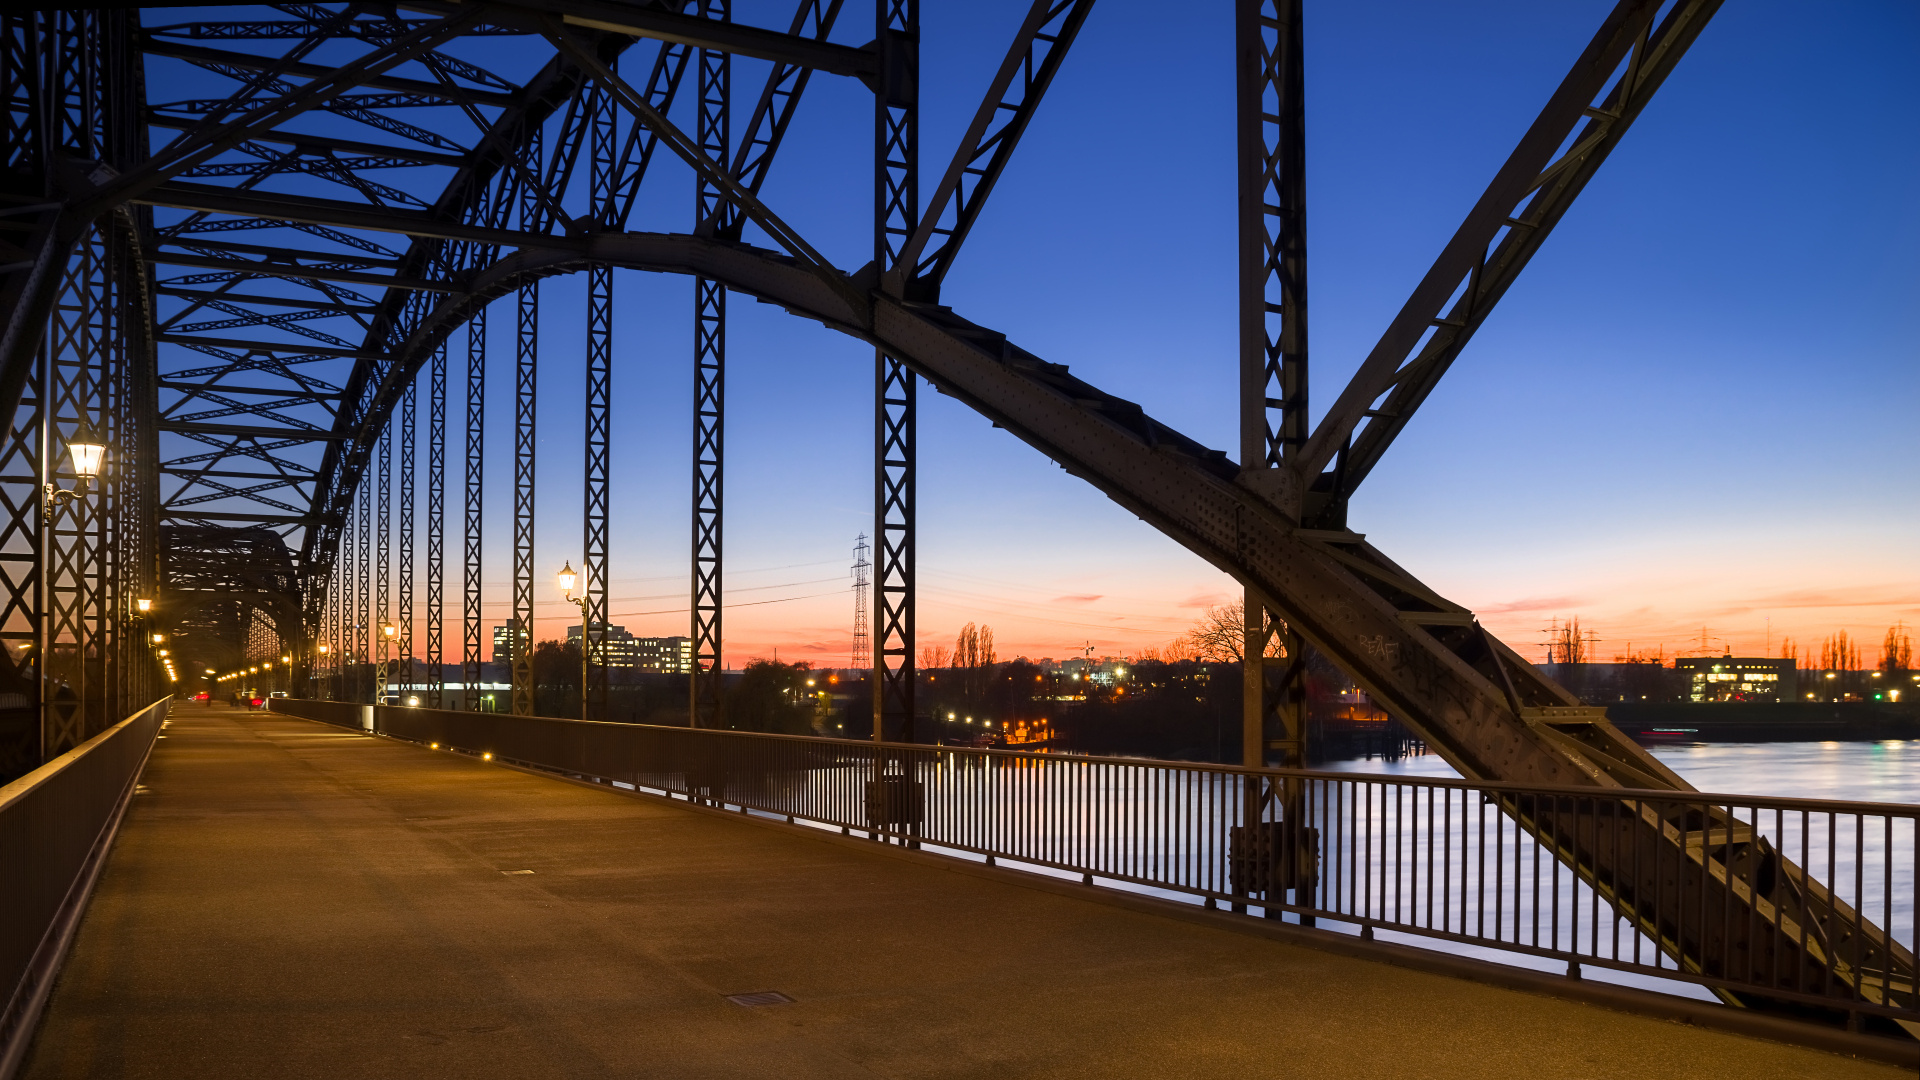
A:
1736,585,1920,611
1178,591,1231,610
1475,595,1586,615
1051,594,1103,605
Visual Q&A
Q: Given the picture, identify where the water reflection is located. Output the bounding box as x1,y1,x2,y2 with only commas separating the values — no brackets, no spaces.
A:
1325,739,1920,806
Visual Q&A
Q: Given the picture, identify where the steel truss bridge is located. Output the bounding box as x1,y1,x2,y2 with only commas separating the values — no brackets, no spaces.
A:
0,0,1911,1040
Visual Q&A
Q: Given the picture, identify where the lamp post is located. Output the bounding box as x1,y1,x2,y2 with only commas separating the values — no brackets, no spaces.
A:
557,561,589,720
43,422,106,523
376,622,397,705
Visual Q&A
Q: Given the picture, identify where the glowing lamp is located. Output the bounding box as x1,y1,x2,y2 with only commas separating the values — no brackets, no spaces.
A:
381,623,397,640
556,561,578,595
135,597,152,614
67,425,106,479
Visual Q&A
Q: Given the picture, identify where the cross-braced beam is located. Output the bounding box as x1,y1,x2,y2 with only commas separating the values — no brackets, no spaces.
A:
871,0,918,744
1298,0,1722,527
690,1,729,729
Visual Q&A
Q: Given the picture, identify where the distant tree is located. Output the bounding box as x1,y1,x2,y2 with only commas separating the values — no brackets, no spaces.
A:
727,659,815,734
531,639,581,689
919,644,951,669
1548,617,1588,665
1882,623,1913,672
1181,601,1283,663
1779,637,1798,662
1821,631,1861,671
954,623,996,669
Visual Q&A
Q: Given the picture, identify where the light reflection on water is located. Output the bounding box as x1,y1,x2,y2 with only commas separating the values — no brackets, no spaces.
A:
1317,738,1920,1001
1324,740,1920,805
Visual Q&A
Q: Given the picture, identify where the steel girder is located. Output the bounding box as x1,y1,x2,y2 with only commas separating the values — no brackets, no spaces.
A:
1295,0,1722,527
689,1,727,729
461,311,483,709
424,342,445,708
582,72,614,723
398,379,415,692
1236,0,1307,796
871,0,917,743
891,0,1092,302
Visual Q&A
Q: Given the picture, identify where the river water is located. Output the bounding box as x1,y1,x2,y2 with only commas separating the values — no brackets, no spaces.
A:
1326,739,1920,806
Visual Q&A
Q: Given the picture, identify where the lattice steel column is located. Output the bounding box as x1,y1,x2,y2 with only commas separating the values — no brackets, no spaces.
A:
872,0,919,743
375,426,391,704
690,1,729,729
426,343,446,709
331,522,347,700
399,380,415,697
1237,0,1308,770
0,354,43,778
356,461,370,702
582,73,616,724
511,310,538,714
463,311,485,710
41,225,109,755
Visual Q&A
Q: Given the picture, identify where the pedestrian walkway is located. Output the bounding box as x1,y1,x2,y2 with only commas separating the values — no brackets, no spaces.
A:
21,705,1906,1079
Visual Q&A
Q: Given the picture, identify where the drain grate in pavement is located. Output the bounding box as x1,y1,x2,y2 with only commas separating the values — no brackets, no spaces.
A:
724,991,794,1008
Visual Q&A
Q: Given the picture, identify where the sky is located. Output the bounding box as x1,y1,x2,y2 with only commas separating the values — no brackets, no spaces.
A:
315,0,1918,668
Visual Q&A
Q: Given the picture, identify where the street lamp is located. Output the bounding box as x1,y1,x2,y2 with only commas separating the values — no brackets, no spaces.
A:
135,597,152,614
43,423,106,522
556,561,589,719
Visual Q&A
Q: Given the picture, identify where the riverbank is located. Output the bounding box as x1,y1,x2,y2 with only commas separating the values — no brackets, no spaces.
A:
1609,701,1920,744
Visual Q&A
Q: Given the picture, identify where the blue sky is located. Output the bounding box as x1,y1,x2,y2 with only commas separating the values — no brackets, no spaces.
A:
359,0,1918,665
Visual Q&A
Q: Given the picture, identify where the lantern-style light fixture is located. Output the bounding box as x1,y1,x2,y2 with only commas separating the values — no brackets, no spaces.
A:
151,633,165,644
68,422,106,480
381,623,397,640
135,597,152,614
43,423,107,523
318,643,330,655
556,561,587,614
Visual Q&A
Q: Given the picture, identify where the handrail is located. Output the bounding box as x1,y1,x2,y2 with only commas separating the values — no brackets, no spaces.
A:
0,697,172,1080
277,696,1920,817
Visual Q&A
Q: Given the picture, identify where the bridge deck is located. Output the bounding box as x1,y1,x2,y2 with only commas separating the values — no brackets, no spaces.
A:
21,706,1901,1079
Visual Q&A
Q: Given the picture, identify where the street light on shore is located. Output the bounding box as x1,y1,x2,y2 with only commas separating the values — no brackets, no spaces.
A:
556,561,589,720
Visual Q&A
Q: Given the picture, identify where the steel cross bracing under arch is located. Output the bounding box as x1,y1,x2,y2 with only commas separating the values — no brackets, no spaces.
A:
11,0,1909,1033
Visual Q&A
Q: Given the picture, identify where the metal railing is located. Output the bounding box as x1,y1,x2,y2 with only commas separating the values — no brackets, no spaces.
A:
272,698,1917,1032
0,697,170,1080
